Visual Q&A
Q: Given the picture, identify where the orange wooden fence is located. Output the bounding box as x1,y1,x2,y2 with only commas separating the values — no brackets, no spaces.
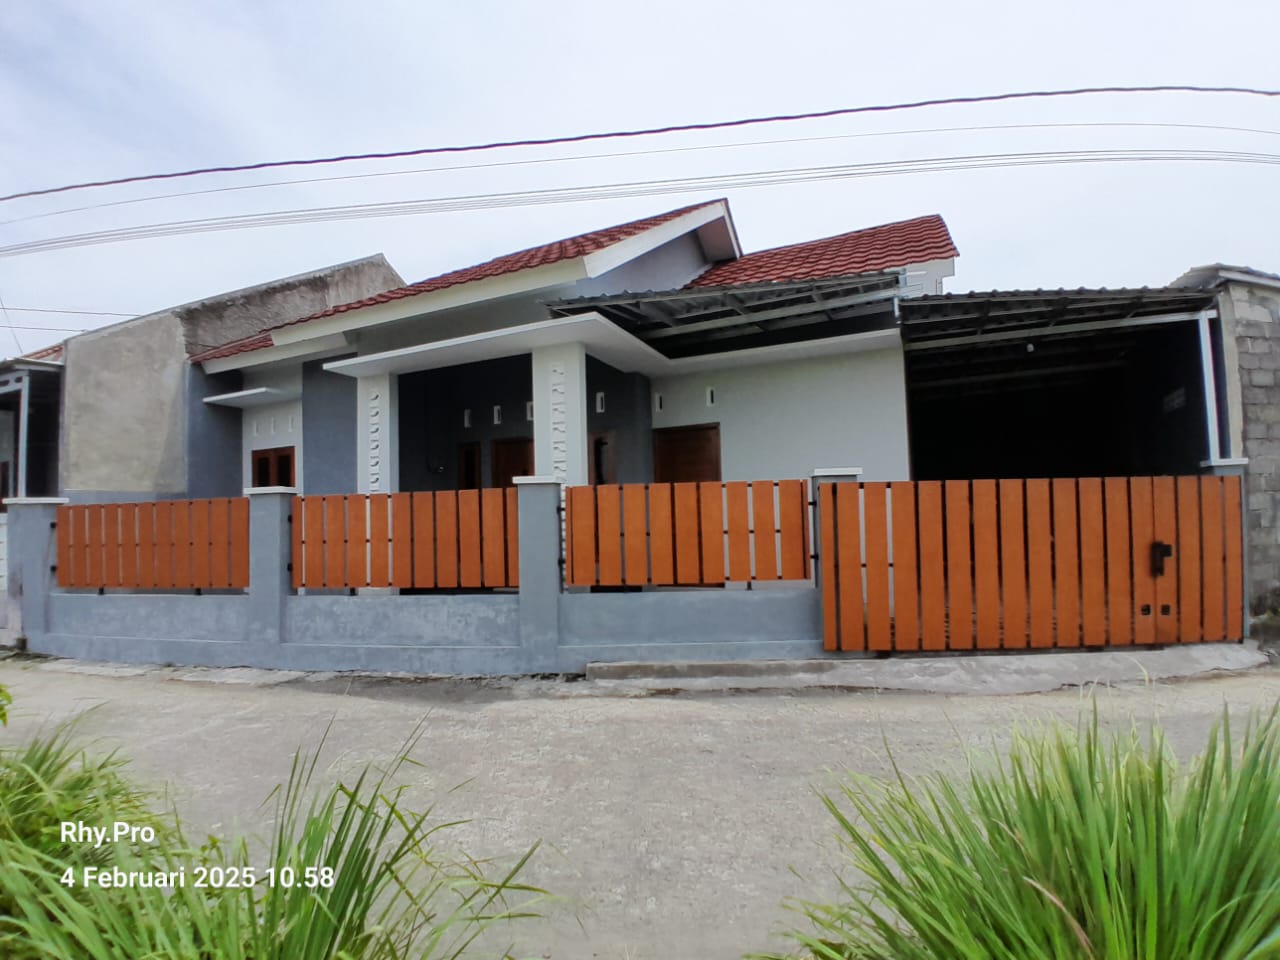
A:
820,476,1245,652
564,480,810,586
292,490,519,589
56,499,250,590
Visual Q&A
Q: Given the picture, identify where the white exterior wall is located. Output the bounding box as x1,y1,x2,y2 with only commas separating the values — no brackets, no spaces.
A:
241,367,303,490
650,347,911,481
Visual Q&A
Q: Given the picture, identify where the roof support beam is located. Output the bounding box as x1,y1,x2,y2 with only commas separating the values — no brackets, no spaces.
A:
904,310,1216,351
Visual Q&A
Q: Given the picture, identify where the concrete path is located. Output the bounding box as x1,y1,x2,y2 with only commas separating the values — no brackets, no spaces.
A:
2,654,1278,959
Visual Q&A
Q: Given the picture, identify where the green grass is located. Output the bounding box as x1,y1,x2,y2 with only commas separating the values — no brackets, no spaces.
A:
758,707,1280,960
0,720,544,960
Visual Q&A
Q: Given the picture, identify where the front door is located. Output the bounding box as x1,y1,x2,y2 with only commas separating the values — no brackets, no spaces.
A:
491,437,534,487
653,424,721,483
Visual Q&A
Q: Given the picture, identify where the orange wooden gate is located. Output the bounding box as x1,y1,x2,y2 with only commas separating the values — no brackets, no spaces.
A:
819,476,1245,652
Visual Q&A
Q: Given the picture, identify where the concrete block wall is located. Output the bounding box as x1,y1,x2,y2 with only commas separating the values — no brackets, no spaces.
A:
1222,281,1280,612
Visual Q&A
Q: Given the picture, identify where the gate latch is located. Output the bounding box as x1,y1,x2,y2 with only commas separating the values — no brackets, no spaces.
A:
1151,541,1173,577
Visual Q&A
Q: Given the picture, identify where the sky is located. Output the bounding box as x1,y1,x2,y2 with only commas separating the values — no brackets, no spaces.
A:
1,0,1279,358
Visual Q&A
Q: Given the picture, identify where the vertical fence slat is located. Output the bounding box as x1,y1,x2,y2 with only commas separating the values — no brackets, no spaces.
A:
436,492,459,588
102,504,121,588
1200,477,1226,642
303,497,324,588
567,486,596,587
890,482,919,651
505,487,520,587
596,485,623,586
1078,479,1106,646
345,495,368,588
751,481,778,581
86,506,105,587
698,482,725,583
1051,479,1081,648
119,504,139,588
369,494,391,588
207,499,229,589
171,501,193,590
1129,477,1156,645
189,499,211,589
1104,478,1132,646
725,482,750,582
945,480,974,650
1152,477,1179,644
972,480,1001,650
820,482,838,651
291,497,304,589
623,484,648,585
136,503,156,590
673,482,701,585
1175,477,1202,642
1026,479,1054,649
481,488,506,587
649,484,675,585
998,480,1026,650
323,496,346,589
918,481,946,651
55,505,72,587
391,493,413,588
68,506,87,588
778,480,808,580
229,497,250,589
412,492,436,588
834,482,865,651
458,490,482,588
863,482,892,652
153,502,173,589
1224,475,1244,640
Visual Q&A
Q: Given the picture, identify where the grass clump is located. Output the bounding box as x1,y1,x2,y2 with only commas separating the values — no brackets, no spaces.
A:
0,721,542,960
761,707,1280,960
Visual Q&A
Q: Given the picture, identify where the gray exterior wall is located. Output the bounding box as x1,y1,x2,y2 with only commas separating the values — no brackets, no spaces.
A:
60,255,402,501
1217,279,1280,611
585,357,652,483
302,357,357,495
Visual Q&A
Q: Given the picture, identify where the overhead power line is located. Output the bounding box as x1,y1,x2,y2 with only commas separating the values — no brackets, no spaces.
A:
6,119,1278,229
2,84,1277,205
1,147,1277,260
0,305,135,317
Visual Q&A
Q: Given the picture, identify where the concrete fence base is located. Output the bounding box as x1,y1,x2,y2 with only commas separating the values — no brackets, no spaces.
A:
4,483,827,675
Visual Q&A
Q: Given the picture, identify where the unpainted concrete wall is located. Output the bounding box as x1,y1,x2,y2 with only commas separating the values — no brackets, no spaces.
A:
1219,281,1280,610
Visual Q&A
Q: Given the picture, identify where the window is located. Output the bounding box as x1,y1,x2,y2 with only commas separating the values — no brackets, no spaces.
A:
251,446,295,487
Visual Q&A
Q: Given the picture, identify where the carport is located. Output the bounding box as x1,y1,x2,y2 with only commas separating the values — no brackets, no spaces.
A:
900,288,1225,479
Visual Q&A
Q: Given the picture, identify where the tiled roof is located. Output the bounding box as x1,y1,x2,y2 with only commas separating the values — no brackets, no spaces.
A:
191,200,723,364
688,214,956,288
21,342,65,362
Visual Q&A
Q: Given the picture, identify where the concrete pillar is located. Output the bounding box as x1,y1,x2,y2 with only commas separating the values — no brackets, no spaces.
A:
245,487,293,645
810,468,863,591
3,497,66,645
357,374,399,493
514,476,562,671
531,343,588,485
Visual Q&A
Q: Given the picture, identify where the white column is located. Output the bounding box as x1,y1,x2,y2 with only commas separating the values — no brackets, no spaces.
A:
357,374,399,493
531,343,588,486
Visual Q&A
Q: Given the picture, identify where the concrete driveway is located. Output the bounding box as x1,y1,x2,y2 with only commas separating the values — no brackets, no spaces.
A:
2,656,1278,960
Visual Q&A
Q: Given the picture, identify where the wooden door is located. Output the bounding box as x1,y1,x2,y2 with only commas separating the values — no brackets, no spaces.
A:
491,437,533,488
653,424,721,483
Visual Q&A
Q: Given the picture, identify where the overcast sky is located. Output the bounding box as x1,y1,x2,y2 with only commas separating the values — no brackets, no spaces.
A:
1,0,1278,357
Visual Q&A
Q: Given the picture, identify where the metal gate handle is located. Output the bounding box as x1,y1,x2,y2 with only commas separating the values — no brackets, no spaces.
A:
1151,540,1173,577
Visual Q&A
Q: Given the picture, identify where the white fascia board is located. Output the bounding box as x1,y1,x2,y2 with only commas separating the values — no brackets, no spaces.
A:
581,202,730,278
664,328,902,374
202,332,352,374
323,312,671,378
269,259,589,349
203,386,300,408
1220,270,1280,292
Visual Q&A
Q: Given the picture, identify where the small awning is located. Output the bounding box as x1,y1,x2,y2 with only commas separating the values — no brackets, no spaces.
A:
203,386,300,408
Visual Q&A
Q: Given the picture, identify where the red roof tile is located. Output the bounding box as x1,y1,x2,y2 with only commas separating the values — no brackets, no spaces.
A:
688,214,956,288
191,200,724,364
21,342,65,362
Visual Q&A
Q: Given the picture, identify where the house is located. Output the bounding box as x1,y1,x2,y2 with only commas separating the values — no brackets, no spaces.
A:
2,198,1269,673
